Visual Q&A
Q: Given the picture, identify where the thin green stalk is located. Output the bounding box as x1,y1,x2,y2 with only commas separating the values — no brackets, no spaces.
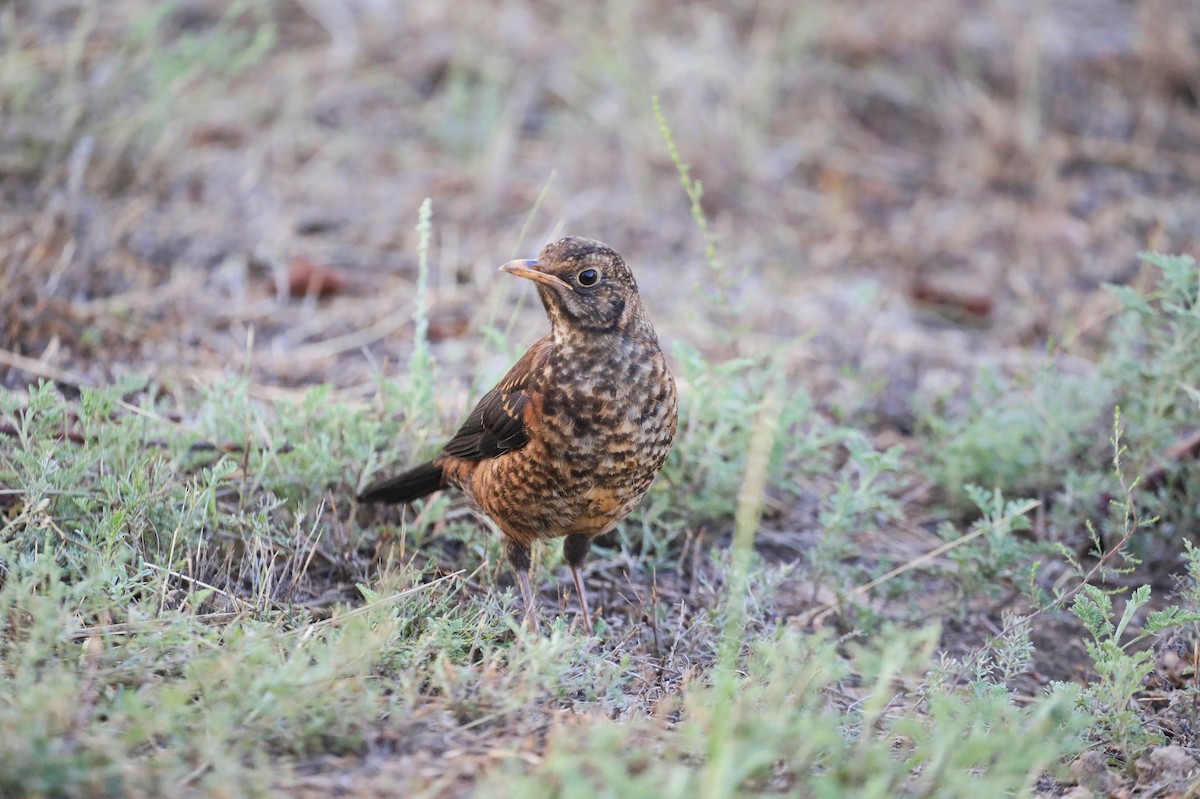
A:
653,96,749,338
653,95,720,273
703,367,782,799
410,198,436,427
476,170,557,399
500,170,557,343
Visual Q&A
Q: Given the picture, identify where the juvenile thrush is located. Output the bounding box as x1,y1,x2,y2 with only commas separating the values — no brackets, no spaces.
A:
358,237,678,633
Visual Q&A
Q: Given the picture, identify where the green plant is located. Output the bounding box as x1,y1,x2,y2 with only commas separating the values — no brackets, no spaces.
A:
1102,252,1200,526
484,627,1091,799
818,434,905,541
940,485,1042,605
807,433,906,601
966,610,1036,692
1069,584,1200,766
641,345,835,538
923,364,1109,510
924,252,1200,549
1180,539,1200,611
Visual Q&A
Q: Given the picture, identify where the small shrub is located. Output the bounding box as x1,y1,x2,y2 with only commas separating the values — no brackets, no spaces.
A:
1069,584,1200,766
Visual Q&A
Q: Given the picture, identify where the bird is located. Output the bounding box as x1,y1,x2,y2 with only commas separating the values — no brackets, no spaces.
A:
357,236,678,634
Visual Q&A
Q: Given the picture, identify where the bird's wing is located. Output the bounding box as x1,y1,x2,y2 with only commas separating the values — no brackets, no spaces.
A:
439,338,550,462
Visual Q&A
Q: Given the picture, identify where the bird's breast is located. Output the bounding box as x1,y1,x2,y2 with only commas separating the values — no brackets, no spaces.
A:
540,341,677,491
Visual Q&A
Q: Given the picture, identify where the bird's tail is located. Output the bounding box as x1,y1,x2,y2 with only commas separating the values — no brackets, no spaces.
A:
357,460,444,504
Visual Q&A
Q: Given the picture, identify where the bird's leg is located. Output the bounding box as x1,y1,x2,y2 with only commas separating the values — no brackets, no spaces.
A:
506,538,539,633
569,565,593,635
563,534,594,635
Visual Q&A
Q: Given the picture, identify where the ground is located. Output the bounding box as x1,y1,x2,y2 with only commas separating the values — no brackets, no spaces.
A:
2,1,1200,797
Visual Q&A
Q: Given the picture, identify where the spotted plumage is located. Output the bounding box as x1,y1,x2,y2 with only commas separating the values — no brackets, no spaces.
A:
358,236,678,633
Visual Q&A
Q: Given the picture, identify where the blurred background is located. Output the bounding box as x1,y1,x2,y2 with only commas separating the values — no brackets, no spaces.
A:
2,0,1199,423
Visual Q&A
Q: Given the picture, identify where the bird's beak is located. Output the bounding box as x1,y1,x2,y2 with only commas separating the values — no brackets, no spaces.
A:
499,259,573,292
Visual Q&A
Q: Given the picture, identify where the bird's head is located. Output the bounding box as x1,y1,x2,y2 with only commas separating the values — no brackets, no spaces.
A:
500,237,648,341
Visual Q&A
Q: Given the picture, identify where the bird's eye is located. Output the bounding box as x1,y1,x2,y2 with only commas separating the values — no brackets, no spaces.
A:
577,268,599,287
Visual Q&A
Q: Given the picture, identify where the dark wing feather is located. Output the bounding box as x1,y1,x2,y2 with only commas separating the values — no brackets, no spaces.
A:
440,388,530,460
439,338,549,462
